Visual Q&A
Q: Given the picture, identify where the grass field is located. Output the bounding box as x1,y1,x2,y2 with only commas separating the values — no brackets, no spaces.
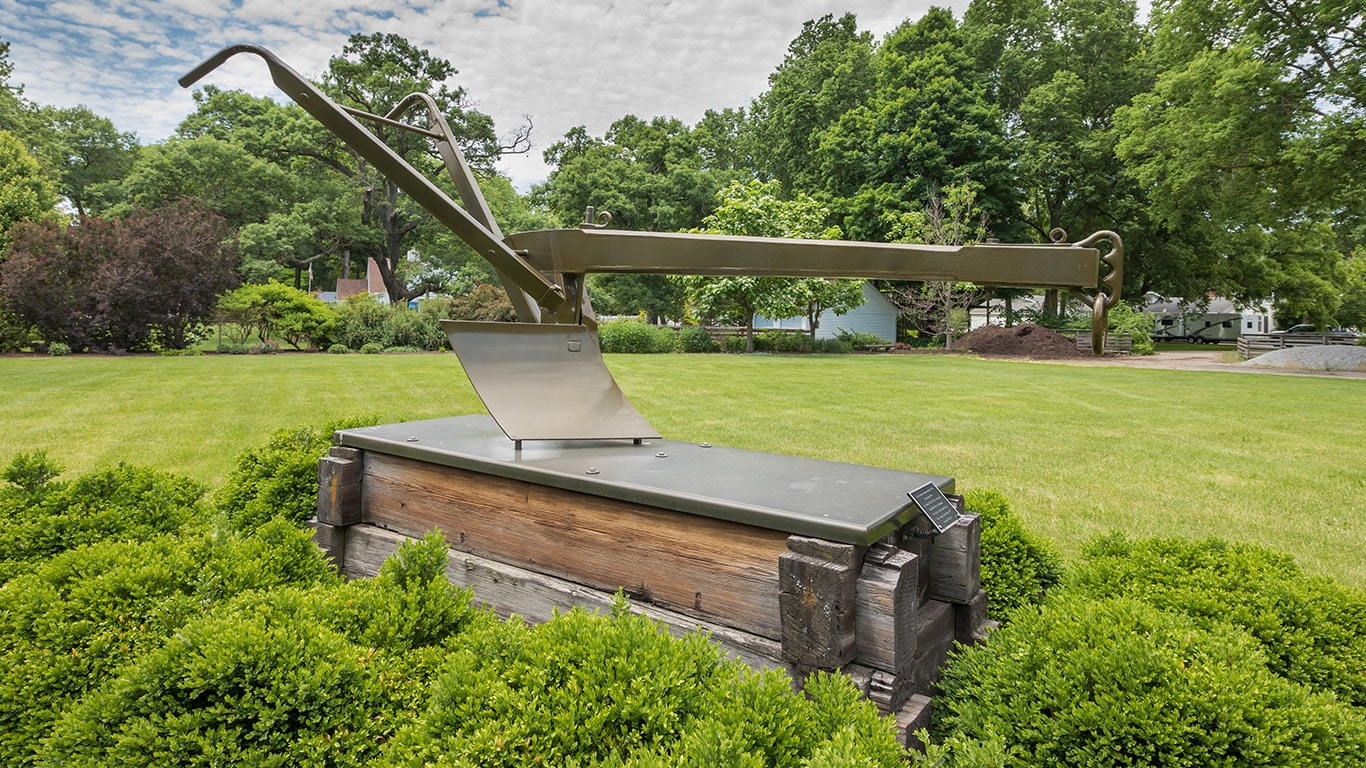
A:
2,351,1363,588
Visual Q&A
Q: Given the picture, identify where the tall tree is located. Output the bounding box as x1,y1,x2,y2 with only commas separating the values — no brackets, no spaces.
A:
537,114,749,320
748,13,876,194
174,87,372,287
817,9,1020,243
676,180,863,351
0,130,56,252
0,40,33,138
964,0,1150,245
37,106,139,219
112,136,295,229
537,114,744,232
1115,0,1362,319
882,182,993,350
313,33,527,304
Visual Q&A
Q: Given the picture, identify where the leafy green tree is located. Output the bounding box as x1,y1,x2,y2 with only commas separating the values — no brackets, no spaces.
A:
1114,0,1363,318
412,174,555,294
216,283,338,350
963,0,1151,247
677,180,863,351
1338,249,1366,330
882,181,993,350
537,114,743,232
174,87,377,288
237,193,372,288
537,113,750,320
35,106,138,219
0,40,27,134
314,33,524,305
112,136,295,228
586,274,684,323
0,129,55,251
817,9,1020,243
176,85,323,162
748,13,876,194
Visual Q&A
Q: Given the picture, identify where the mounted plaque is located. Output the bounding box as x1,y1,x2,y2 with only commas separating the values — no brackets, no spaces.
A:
908,482,961,534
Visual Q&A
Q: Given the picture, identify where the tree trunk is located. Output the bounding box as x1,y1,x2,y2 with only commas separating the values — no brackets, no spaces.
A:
943,292,954,351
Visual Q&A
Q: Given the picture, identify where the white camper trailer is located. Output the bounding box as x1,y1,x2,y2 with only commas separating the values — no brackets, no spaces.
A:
1144,295,1273,344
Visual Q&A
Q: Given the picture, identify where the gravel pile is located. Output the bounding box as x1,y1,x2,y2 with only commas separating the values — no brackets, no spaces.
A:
1243,345,1366,372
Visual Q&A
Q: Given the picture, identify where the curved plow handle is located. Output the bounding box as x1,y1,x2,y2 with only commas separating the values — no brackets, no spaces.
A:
180,45,565,314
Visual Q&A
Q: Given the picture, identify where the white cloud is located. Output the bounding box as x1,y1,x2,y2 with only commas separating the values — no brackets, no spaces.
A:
3,0,965,188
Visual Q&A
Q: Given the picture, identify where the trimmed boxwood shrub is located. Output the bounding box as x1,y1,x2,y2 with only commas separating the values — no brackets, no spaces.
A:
754,330,810,353
212,418,376,533
678,325,719,353
382,595,905,767
1068,534,1366,706
40,532,489,768
0,519,337,768
598,319,677,353
963,489,1063,625
931,595,1366,767
0,452,205,585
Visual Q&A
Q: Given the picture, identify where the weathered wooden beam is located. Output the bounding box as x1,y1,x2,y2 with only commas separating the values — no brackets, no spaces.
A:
779,536,862,669
855,543,919,674
342,524,785,670
954,588,992,645
316,446,362,526
359,453,791,638
307,519,347,570
908,599,957,695
896,695,934,751
928,513,981,605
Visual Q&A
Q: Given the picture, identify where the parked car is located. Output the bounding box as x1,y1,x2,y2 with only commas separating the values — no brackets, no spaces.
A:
1271,324,1359,337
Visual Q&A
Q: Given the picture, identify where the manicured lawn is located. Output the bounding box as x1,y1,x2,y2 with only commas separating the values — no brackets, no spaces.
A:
2,351,1363,588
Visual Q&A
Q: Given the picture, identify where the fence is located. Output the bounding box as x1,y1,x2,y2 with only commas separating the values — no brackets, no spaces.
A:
1237,333,1360,360
1055,330,1133,355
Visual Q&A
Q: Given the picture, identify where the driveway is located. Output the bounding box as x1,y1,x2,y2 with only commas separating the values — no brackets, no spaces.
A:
1062,347,1366,379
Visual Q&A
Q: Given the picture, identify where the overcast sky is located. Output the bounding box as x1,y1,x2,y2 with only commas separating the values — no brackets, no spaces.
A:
2,0,969,190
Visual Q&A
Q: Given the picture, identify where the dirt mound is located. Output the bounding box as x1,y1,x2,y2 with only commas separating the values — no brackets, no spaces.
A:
957,324,1087,359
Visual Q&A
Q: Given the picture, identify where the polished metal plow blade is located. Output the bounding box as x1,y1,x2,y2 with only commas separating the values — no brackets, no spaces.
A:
441,321,660,442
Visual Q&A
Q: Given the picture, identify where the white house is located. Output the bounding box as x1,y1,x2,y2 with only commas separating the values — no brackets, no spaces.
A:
754,282,899,342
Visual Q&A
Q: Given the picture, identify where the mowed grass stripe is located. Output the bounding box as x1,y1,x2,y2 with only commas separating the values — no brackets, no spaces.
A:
1,352,1362,587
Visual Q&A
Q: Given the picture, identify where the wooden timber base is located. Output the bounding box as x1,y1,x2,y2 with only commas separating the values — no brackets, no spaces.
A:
314,417,990,747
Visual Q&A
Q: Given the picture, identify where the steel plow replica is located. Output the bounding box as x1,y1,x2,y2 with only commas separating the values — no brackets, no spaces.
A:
185,45,1123,742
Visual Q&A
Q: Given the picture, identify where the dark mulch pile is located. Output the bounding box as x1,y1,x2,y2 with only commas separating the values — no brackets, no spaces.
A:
955,324,1087,359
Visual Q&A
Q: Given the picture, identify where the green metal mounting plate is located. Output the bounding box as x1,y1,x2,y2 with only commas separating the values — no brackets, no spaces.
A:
336,415,954,546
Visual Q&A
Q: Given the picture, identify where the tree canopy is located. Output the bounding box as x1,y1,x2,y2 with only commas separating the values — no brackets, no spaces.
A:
2,4,1365,336
677,180,864,351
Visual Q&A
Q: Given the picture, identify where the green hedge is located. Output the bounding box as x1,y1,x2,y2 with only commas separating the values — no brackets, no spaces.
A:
678,325,719,353
212,418,375,533
1068,534,1366,706
930,595,1366,767
43,532,484,768
0,520,337,768
383,595,905,768
0,452,205,585
963,489,1063,625
599,319,678,353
